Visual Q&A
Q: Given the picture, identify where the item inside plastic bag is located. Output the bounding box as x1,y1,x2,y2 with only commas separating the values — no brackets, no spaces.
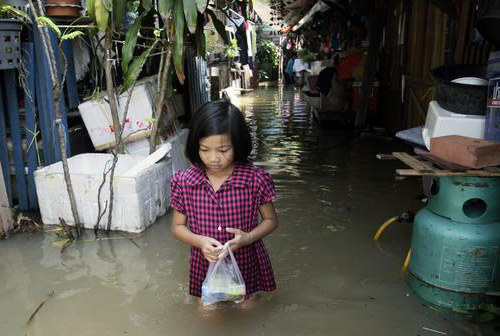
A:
201,243,246,306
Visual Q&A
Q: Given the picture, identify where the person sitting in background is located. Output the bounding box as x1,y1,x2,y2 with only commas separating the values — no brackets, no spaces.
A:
284,52,296,84
316,54,340,96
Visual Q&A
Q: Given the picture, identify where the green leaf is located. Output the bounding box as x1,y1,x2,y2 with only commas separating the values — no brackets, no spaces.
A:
206,8,228,44
51,238,71,249
121,12,147,74
102,0,112,11
2,5,31,22
112,0,126,28
95,0,109,32
86,0,96,20
141,0,153,11
196,0,207,13
158,0,173,25
122,41,158,91
37,17,61,38
183,0,197,34
173,0,185,84
61,31,84,41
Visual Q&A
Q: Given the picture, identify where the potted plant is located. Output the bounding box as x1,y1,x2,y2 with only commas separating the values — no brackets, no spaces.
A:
45,0,81,17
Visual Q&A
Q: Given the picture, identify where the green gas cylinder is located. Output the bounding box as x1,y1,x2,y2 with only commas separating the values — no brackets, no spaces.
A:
408,176,500,312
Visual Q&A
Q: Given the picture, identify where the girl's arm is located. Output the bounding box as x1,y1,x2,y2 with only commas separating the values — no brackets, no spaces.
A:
171,210,223,262
226,201,278,250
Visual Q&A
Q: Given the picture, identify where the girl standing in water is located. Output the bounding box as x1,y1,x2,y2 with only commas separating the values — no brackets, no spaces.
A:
170,100,278,303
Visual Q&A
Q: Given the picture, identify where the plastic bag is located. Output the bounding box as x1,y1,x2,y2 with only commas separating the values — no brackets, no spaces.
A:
201,243,246,306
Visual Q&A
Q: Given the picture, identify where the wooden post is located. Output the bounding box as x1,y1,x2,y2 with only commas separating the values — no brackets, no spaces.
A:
354,9,386,128
0,164,13,233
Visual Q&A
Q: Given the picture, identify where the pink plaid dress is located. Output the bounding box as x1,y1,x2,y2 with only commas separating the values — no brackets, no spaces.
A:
170,163,277,297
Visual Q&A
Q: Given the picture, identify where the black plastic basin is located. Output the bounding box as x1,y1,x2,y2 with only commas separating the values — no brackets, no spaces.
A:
431,65,488,115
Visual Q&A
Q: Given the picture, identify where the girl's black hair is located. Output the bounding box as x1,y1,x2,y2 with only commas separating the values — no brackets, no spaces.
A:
185,100,252,166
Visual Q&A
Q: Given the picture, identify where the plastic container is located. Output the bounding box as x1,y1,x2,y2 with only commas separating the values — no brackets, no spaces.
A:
34,148,173,233
431,65,488,115
422,101,485,150
78,81,154,151
0,19,22,70
351,81,379,112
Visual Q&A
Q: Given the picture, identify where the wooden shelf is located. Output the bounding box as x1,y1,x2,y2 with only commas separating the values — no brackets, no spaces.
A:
378,152,500,177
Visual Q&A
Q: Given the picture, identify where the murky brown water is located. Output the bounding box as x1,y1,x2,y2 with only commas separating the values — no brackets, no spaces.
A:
0,87,479,335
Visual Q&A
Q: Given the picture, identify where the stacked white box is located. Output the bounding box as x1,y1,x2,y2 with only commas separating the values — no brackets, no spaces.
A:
34,149,172,233
78,79,156,151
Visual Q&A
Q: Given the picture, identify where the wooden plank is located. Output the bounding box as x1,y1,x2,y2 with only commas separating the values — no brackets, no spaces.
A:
396,169,500,177
454,0,470,64
408,0,428,76
414,148,468,171
422,4,436,78
405,75,435,87
4,70,29,210
0,79,12,206
393,152,436,172
0,164,13,232
376,154,396,160
23,43,39,209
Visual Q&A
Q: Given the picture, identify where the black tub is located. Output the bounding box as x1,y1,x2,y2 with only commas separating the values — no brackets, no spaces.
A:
431,65,488,115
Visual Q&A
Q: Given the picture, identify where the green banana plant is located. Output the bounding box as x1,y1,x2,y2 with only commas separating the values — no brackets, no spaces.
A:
86,0,128,31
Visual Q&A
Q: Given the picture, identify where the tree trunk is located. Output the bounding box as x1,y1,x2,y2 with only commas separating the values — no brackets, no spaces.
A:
149,45,173,154
29,0,82,237
105,28,124,154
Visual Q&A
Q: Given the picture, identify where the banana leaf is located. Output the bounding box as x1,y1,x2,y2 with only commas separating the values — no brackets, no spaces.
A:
112,0,126,28
94,0,109,32
141,0,153,11
102,0,112,11
183,0,197,34
122,41,158,92
196,0,208,13
158,0,173,25
121,11,147,74
206,8,228,44
86,0,96,21
173,0,185,84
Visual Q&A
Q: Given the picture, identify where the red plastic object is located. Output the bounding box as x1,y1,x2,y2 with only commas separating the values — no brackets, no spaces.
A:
351,81,379,112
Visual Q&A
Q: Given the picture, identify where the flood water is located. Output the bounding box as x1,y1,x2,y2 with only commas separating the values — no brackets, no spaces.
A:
0,87,483,335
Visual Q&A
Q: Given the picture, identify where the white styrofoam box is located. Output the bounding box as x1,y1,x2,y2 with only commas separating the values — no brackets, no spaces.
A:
422,101,486,150
165,129,190,174
34,147,173,233
78,79,156,151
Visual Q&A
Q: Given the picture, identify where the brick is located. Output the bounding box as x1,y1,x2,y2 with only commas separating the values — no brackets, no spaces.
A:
430,135,500,169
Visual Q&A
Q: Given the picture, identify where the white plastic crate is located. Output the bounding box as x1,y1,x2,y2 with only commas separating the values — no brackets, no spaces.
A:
78,79,156,151
34,145,172,233
422,101,485,150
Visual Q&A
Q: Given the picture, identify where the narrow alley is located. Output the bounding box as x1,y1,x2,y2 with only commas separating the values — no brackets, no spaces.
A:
0,87,483,335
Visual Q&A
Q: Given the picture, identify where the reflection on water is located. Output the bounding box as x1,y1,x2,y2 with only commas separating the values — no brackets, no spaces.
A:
0,88,473,335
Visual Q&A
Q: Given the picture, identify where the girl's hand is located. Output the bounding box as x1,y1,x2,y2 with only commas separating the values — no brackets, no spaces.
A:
222,228,252,257
198,236,223,263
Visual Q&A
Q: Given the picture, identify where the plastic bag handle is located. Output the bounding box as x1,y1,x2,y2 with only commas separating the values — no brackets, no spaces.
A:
207,242,231,276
